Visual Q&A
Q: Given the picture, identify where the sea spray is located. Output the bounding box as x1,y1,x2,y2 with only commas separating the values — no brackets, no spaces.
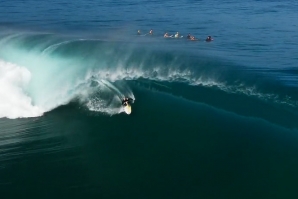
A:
0,60,43,118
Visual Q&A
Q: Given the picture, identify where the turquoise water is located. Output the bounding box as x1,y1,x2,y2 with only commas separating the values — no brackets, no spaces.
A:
1,0,298,198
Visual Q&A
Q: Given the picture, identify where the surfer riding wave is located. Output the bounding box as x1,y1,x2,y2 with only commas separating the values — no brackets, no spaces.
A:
122,97,133,106
122,97,133,115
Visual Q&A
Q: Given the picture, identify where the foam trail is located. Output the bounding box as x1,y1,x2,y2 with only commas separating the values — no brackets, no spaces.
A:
100,79,135,100
77,78,135,115
0,60,43,119
42,40,74,55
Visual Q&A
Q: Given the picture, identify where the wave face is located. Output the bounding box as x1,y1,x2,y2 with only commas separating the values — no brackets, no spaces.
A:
0,30,297,126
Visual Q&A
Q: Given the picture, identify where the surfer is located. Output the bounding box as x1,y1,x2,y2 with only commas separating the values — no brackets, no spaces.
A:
149,29,153,35
164,32,172,38
206,36,213,42
186,33,198,41
174,32,180,38
190,36,198,41
137,30,141,35
187,33,191,39
122,97,133,106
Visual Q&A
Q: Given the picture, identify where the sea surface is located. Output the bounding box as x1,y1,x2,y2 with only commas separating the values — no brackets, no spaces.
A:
0,0,298,198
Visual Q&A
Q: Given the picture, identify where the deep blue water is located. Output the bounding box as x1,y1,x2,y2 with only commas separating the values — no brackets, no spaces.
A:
0,0,298,198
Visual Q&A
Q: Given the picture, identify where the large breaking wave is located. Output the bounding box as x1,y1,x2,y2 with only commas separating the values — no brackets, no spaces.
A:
0,30,297,119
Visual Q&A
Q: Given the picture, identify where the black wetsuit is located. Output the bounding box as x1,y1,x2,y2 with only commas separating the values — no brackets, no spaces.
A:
122,98,133,106
206,37,213,42
187,35,191,39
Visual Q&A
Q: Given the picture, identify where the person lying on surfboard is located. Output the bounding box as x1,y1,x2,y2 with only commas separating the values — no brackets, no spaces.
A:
122,97,133,106
164,32,172,38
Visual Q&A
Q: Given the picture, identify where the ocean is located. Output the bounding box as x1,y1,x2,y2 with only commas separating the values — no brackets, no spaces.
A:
0,0,298,198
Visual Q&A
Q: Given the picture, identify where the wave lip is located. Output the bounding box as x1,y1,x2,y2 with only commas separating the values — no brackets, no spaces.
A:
0,60,44,119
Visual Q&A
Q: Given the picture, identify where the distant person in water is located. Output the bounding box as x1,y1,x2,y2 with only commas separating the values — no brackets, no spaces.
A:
174,32,180,38
206,36,213,42
149,29,153,35
137,30,141,35
186,33,197,41
190,36,197,41
164,32,172,38
187,33,191,39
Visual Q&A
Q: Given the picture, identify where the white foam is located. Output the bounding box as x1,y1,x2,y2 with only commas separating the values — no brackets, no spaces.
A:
79,77,135,115
0,60,44,119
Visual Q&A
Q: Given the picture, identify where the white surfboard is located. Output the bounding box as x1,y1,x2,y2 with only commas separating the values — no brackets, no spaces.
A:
173,36,183,39
124,104,132,115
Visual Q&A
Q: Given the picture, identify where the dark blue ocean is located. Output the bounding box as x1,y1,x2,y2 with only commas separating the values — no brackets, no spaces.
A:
1,0,298,198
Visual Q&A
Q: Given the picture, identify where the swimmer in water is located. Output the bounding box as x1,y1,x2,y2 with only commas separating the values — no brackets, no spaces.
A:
206,36,213,42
